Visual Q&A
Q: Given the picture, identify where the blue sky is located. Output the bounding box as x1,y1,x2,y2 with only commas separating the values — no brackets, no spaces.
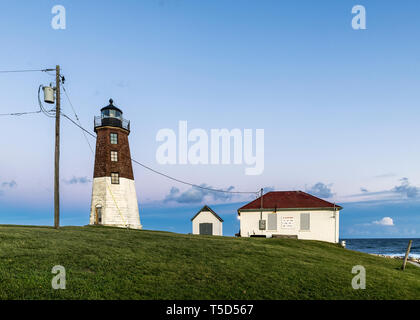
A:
1,0,420,237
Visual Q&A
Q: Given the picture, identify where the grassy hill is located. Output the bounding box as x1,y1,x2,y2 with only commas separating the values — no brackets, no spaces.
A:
0,225,419,300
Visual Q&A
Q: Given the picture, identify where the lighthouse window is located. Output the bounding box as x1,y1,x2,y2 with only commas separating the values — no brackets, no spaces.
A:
111,173,120,184
110,133,118,144
111,151,118,162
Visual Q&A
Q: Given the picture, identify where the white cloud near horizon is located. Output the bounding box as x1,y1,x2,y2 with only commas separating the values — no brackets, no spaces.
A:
373,217,395,226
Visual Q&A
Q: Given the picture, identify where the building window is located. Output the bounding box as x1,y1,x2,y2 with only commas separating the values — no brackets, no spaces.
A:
300,213,310,231
110,133,118,144
267,213,277,230
111,173,119,184
111,151,118,162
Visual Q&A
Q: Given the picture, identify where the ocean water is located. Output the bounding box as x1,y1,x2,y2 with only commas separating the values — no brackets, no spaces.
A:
342,238,420,259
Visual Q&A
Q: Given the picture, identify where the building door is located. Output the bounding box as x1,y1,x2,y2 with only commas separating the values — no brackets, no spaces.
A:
95,206,102,225
199,223,213,235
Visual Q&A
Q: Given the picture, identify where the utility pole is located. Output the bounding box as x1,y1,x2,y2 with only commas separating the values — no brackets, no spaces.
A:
54,65,61,229
259,188,264,230
401,240,413,270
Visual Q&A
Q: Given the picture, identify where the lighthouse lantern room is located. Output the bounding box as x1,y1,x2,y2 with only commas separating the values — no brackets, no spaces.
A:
90,99,142,229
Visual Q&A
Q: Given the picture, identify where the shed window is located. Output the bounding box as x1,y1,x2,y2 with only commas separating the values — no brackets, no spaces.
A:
267,213,277,230
111,173,119,184
111,151,118,162
300,213,310,231
110,133,118,144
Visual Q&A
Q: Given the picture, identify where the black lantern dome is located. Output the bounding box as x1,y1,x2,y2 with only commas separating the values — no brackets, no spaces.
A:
94,99,130,132
100,99,123,119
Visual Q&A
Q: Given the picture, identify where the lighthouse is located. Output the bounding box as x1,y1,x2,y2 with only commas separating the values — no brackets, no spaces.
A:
89,99,142,229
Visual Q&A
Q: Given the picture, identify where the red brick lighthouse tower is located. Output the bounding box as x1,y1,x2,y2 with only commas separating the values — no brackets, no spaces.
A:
90,99,142,229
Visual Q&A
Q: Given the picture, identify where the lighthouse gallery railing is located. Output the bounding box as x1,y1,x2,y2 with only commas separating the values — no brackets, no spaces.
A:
94,116,130,131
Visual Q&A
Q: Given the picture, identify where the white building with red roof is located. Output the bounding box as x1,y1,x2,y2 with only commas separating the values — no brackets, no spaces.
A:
237,191,342,243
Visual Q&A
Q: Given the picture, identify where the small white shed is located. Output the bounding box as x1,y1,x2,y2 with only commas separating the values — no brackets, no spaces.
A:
191,205,223,236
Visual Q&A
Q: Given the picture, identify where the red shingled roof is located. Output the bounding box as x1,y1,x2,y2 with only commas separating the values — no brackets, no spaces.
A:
238,191,342,212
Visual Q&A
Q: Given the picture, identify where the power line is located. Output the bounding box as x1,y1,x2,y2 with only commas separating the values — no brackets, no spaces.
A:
1,80,259,195
59,103,259,195
0,69,56,116
0,86,55,117
130,158,258,194
62,84,95,154
61,113,95,138
0,68,55,74
0,110,41,116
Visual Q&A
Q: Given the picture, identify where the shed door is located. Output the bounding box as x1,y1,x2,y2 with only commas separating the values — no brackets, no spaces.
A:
199,223,213,235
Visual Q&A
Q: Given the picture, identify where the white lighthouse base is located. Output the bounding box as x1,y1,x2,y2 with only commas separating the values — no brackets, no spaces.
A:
90,177,142,230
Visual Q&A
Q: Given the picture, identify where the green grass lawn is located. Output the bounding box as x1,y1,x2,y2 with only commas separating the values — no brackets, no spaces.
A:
0,225,419,300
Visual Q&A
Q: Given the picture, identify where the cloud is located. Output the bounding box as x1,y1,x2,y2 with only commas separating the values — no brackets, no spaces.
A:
262,186,275,193
392,178,419,199
64,176,91,185
347,190,392,198
347,178,420,202
306,182,333,198
164,184,236,204
0,180,17,196
373,217,395,226
1,180,17,188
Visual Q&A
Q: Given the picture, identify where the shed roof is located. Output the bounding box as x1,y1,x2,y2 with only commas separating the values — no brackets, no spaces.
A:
238,191,342,212
191,205,224,222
